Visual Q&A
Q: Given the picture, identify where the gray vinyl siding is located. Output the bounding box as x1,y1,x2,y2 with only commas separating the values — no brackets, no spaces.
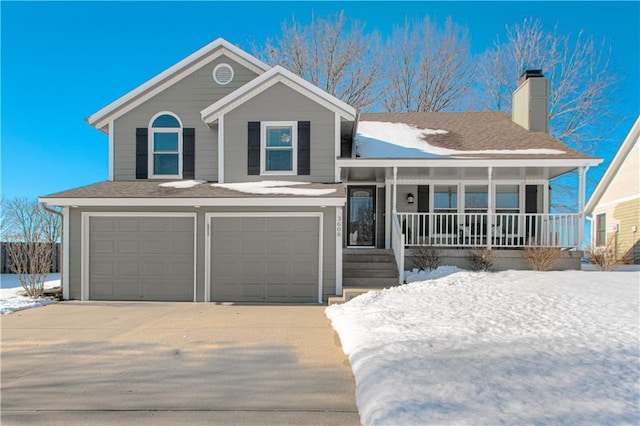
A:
66,206,337,302
112,55,259,181
224,82,336,183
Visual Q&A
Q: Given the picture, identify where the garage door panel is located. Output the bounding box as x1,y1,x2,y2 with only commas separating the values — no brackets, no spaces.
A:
117,218,140,232
89,216,194,301
118,240,140,254
211,216,319,303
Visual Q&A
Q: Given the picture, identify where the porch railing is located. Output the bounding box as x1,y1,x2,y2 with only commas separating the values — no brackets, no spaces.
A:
396,212,579,249
391,213,405,283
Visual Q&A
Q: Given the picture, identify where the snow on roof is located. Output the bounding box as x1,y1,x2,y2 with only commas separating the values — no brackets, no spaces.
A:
159,180,206,189
355,121,566,158
211,181,337,196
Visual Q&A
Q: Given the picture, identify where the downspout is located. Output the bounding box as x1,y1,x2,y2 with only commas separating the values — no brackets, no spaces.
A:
41,203,63,296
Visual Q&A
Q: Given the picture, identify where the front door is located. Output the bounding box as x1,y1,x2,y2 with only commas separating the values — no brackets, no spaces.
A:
347,186,376,246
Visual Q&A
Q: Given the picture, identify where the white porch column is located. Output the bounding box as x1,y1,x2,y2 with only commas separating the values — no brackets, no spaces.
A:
392,166,398,213
385,179,392,249
487,167,493,249
577,166,588,249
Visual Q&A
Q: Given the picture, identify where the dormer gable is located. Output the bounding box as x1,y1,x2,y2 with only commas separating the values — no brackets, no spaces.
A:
87,38,271,132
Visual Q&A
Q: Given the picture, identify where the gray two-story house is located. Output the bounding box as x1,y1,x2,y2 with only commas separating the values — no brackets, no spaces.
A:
41,39,601,303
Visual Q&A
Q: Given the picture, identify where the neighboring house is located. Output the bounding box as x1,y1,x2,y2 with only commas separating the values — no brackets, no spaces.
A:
585,116,640,264
40,39,601,303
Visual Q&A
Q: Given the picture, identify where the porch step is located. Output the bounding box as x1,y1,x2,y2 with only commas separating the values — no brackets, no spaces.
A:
328,287,390,305
343,277,400,287
331,249,401,304
344,269,398,278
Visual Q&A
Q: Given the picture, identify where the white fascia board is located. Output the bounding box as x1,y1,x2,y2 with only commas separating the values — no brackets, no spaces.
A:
585,115,640,214
40,197,346,208
201,66,356,124
336,158,603,168
87,38,271,131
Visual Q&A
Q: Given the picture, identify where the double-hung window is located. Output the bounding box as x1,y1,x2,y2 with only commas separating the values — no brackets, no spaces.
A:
149,113,182,178
261,121,297,174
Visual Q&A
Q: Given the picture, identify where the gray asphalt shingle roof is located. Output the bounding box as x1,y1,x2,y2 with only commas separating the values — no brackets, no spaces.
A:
41,181,346,199
356,111,594,160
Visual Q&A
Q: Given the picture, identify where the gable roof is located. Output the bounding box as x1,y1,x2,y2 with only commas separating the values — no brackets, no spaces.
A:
585,115,640,215
87,38,271,131
200,65,357,123
353,112,596,160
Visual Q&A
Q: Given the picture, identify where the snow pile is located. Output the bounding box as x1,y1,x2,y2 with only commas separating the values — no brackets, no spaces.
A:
326,269,639,425
404,265,466,282
0,274,60,315
159,180,205,188
356,121,565,158
212,181,336,196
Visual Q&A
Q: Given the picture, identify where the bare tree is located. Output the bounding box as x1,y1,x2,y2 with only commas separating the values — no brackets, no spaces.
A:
477,18,619,152
1,197,61,297
262,11,381,110
382,17,473,112
476,18,620,211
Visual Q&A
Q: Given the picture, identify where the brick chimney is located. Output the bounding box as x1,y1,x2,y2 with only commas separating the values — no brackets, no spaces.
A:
512,69,549,132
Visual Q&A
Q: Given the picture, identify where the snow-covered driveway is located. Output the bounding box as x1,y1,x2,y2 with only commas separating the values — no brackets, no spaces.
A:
326,269,640,425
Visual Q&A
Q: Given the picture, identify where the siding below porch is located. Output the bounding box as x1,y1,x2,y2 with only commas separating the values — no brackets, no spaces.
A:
404,248,583,272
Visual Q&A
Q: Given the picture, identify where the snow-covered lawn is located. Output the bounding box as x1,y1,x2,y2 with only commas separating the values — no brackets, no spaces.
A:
0,274,60,315
326,269,640,425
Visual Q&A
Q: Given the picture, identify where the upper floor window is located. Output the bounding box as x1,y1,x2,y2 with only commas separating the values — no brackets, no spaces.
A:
149,112,182,178
261,121,297,175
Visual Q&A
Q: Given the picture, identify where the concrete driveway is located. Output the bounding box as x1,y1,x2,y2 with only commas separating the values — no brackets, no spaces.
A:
1,302,359,425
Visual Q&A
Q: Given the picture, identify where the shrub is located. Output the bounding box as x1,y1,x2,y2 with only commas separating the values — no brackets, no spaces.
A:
467,248,496,271
523,247,563,271
413,246,441,271
589,241,618,271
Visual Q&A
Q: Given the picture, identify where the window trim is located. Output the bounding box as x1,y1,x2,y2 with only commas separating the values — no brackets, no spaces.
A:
148,111,183,179
260,121,297,175
595,213,607,247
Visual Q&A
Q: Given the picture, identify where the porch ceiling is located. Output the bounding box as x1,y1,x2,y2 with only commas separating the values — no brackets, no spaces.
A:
340,165,578,182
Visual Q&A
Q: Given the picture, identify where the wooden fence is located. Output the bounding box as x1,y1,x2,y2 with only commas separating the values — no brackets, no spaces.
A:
0,243,61,273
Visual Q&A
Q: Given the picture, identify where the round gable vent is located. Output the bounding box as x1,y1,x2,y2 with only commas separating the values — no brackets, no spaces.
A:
213,63,234,85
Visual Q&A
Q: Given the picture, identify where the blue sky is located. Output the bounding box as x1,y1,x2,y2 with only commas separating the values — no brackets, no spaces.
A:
2,1,639,200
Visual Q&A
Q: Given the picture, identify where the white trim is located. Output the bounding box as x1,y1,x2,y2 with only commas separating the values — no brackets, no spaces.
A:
108,121,114,181
201,66,356,124
260,121,298,175
88,39,271,130
591,193,640,210
586,115,640,214
148,111,183,179
337,158,602,169
217,115,225,183
335,207,343,295
41,197,346,207
62,207,70,300
335,112,341,182
205,212,324,304
81,212,198,302
212,63,234,85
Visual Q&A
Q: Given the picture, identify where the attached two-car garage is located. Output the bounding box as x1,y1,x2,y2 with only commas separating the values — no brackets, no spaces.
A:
83,212,323,303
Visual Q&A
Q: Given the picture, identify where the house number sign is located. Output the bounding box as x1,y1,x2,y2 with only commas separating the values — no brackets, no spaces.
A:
336,212,342,238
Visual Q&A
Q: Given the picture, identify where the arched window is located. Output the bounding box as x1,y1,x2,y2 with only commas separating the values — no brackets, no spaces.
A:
149,112,182,178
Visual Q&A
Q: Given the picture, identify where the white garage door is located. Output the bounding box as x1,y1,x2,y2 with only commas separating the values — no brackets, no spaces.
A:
88,215,195,301
210,216,320,303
